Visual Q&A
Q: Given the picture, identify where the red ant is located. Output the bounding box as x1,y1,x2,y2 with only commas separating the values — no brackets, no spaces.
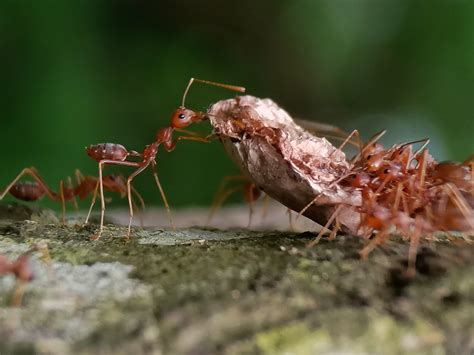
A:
206,176,266,227
86,78,245,240
304,135,447,269
0,244,50,307
0,167,144,223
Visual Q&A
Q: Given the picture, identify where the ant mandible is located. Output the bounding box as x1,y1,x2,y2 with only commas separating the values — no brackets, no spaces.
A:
86,78,246,240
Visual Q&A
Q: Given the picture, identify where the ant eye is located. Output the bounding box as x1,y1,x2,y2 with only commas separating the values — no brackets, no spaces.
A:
384,168,390,174
367,154,372,160
179,114,186,119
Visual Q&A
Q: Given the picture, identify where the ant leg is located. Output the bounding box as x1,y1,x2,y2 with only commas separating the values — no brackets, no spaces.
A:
130,196,140,228
214,176,247,201
392,182,404,213
150,161,174,229
176,135,211,144
294,120,360,147
416,149,428,192
130,185,146,228
247,199,254,228
445,183,474,231
328,217,340,241
410,139,430,163
0,167,57,201
287,209,294,232
11,280,27,307
375,175,392,194
244,183,255,229
400,191,410,215
97,161,107,239
334,130,361,155
84,179,99,225
74,169,85,185
261,194,270,222
206,186,241,226
297,194,323,220
306,205,344,248
406,216,422,277
206,176,247,226
174,128,202,137
164,135,211,153
351,130,387,164
359,230,386,260
125,165,149,238
91,160,140,240
67,176,79,213
175,128,220,142
59,180,66,224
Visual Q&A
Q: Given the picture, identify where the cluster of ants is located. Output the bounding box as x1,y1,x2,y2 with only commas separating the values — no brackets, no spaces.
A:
303,129,473,274
0,79,248,241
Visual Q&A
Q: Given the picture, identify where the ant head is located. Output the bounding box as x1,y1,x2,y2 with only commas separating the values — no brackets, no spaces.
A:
169,78,246,130
170,106,201,129
378,163,402,180
347,172,371,188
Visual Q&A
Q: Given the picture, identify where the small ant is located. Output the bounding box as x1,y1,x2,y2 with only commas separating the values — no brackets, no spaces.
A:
0,244,50,307
86,78,245,240
206,175,265,227
0,167,144,223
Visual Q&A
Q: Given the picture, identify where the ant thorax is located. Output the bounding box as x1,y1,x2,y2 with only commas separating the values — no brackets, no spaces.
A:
156,126,173,144
143,143,159,161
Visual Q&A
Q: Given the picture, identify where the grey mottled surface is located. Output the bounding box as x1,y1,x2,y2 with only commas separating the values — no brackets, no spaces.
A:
0,202,473,355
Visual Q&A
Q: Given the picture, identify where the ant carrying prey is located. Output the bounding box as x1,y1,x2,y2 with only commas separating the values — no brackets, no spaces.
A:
86,78,245,240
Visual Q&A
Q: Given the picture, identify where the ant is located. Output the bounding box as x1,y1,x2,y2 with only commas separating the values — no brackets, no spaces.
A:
0,167,144,223
0,244,50,307
206,175,266,228
86,78,245,240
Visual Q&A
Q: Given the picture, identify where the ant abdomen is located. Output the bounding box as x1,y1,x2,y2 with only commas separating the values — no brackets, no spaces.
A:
243,182,262,203
9,181,46,201
431,161,471,190
86,143,129,162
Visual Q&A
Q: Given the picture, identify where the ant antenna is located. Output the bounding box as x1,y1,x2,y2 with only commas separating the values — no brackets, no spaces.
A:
181,78,246,107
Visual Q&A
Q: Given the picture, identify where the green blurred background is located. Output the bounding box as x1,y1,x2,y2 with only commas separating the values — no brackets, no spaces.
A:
1,0,473,210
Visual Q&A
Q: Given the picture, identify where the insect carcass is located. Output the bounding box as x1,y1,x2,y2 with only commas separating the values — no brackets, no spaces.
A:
207,95,363,235
207,95,473,239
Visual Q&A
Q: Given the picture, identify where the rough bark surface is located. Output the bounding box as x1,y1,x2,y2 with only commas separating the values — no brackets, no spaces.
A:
0,203,473,355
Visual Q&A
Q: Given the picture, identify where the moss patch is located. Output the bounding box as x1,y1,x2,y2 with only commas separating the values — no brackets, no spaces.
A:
0,203,473,354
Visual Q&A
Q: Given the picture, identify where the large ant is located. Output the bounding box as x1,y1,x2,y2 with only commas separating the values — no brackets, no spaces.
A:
86,78,245,240
0,167,144,223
